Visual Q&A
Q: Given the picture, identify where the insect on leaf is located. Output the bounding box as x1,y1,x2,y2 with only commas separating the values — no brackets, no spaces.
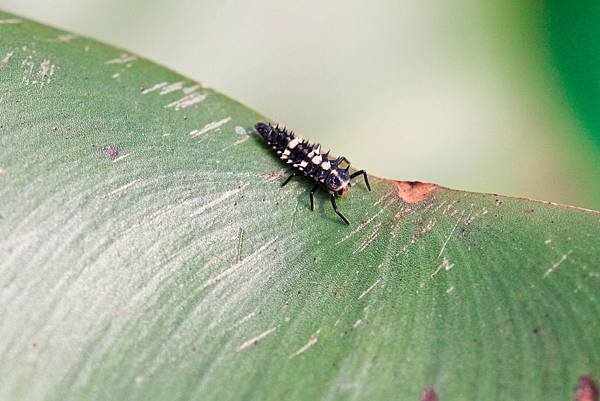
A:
0,11,599,401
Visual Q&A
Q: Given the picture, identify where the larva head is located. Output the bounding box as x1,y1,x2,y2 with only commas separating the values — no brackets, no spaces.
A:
325,167,351,196
254,122,272,140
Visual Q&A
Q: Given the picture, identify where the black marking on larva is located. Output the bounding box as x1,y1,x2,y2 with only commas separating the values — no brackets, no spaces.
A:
255,122,371,225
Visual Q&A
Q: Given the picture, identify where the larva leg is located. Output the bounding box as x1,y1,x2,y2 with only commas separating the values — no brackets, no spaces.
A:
350,170,371,191
330,193,350,225
281,172,299,187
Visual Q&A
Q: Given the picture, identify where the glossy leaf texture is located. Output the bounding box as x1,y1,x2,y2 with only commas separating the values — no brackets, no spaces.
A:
0,11,598,401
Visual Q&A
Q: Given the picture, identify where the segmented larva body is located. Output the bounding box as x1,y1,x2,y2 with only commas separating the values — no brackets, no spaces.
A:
255,122,371,225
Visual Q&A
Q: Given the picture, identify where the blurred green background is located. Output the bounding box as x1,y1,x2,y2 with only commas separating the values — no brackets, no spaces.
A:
2,0,599,208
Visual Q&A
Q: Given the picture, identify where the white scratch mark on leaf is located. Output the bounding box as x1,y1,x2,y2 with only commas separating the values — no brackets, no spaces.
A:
202,236,275,289
188,117,232,137
442,200,457,215
21,57,55,86
336,199,395,245
411,219,437,244
21,56,35,84
165,93,206,111
109,179,141,196
232,311,256,329
142,82,168,94
431,257,455,278
358,278,382,300
235,126,248,136
352,222,383,254
432,199,448,212
373,191,394,206
544,239,552,245
38,59,55,87
290,330,320,359
237,327,277,351
56,34,77,43
353,319,363,329
191,184,246,218
446,286,455,294
112,152,133,163
0,19,21,24
112,73,120,79
543,251,573,278
183,83,204,94
1,52,13,65
159,82,184,95
466,207,488,225
236,227,245,263
234,136,250,146
105,53,137,64
220,126,251,151
437,210,465,258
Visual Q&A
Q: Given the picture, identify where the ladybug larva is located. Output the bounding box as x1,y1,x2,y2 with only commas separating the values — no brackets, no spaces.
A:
255,122,371,225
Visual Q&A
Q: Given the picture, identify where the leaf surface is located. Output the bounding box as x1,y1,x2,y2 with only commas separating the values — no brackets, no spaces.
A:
0,11,598,401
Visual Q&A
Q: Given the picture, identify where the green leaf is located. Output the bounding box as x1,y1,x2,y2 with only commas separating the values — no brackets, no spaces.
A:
1,11,598,401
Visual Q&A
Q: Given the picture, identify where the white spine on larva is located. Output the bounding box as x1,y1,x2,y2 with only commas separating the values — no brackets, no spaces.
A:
321,161,331,170
287,138,299,149
311,155,322,165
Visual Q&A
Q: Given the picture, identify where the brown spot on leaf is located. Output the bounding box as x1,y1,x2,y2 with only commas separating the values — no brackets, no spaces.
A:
385,180,439,203
104,144,119,159
262,169,286,183
420,387,438,401
576,376,598,401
